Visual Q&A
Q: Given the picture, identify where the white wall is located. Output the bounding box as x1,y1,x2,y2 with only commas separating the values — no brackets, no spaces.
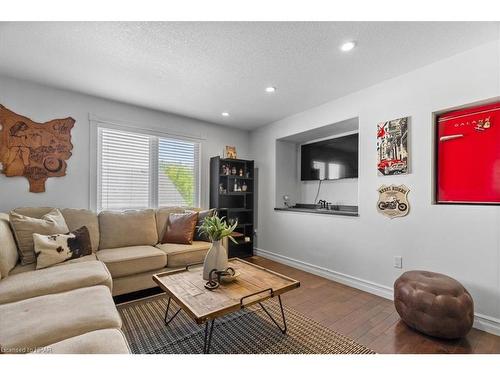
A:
301,179,358,206
251,40,500,333
275,140,300,207
0,75,250,212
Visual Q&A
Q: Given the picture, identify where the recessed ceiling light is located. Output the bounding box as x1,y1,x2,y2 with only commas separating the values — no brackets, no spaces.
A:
221,112,230,117
340,41,356,52
265,86,276,93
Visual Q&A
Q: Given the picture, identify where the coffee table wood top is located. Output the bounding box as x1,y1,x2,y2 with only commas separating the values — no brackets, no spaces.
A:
153,258,300,324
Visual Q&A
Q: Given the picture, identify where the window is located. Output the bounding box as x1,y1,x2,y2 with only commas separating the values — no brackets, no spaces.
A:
328,162,344,179
158,137,199,207
97,126,200,211
312,160,325,180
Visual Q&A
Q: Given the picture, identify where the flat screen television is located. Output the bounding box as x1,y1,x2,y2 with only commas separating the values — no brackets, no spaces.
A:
301,133,358,181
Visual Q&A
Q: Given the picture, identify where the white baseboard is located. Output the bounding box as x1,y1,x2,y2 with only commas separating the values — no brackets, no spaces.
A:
254,247,500,337
254,248,393,299
474,313,500,337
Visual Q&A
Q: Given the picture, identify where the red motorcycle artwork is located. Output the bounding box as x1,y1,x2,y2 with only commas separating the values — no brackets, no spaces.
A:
377,117,409,176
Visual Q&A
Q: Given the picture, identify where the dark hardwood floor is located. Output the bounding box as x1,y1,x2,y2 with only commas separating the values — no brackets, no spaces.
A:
247,256,500,354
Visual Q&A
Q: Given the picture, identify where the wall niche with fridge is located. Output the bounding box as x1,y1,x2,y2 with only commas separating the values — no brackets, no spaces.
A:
435,100,500,205
209,156,254,258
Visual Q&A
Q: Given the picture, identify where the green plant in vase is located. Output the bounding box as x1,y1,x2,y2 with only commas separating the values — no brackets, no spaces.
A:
198,213,238,280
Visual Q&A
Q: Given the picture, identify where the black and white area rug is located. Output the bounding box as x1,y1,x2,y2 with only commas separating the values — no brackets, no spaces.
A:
118,294,376,354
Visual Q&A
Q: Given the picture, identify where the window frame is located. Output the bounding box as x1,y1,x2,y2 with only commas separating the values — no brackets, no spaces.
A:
90,115,202,212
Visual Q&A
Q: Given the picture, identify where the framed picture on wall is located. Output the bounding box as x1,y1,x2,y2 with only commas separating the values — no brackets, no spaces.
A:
377,116,409,176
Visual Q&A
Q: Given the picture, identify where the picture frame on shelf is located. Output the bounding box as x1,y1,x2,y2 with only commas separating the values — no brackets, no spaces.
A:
225,145,237,159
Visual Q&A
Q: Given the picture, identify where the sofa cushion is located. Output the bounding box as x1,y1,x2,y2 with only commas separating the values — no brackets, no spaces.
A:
9,208,69,265
161,211,198,245
0,285,121,352
96,245,167,278
155,206,186,242
156,241,211,268
98,209,158,249
8,254,97,275
34,226,93,269
11,207,53,218
61,208,100,252
33,329,130,354
10,208,100,252
0,213,18,279
0,259,112,305
111,266,170,296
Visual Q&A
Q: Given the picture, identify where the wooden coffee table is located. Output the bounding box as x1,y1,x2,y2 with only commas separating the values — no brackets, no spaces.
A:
153,258,300,353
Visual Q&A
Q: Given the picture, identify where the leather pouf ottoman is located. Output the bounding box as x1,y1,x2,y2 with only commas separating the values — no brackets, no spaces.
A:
394,270,474,339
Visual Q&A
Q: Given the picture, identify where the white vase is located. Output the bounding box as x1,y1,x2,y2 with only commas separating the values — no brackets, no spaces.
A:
203,240,228,280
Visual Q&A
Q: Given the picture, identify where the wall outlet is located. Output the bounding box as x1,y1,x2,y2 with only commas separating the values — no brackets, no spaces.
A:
394,256,403,269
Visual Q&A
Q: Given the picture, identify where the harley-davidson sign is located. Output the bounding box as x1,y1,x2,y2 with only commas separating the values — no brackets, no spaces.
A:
377,184,410,218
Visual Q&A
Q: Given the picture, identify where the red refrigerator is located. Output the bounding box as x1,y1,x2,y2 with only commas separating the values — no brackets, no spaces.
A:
437,101,500,204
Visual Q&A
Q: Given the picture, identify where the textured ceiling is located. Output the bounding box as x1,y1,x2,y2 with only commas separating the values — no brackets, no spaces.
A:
0,22,498,129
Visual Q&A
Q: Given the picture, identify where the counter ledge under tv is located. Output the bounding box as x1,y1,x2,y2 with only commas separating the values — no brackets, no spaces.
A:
274,204,359,217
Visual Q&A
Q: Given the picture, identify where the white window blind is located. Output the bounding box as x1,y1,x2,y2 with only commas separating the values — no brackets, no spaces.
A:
97,126,200,211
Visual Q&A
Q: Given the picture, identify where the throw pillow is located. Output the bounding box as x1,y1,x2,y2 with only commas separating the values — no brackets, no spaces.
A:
161,212,198,245
193,209,216,242
9,208,69,265
33,226,92,269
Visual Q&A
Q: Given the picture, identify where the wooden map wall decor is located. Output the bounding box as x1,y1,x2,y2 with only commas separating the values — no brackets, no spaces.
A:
0,105,75,193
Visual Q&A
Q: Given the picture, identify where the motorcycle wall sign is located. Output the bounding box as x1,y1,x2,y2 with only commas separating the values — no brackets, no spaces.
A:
377,184,410,218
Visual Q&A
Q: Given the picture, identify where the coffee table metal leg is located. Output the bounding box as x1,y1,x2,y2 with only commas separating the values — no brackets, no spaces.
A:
203,319,215,354
258,295,288,334
164,297,182,326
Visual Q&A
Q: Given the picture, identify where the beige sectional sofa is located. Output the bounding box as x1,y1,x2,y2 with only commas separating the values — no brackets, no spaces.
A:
0,206,216,354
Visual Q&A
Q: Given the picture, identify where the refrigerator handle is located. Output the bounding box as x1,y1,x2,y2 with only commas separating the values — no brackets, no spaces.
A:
439,134,464,142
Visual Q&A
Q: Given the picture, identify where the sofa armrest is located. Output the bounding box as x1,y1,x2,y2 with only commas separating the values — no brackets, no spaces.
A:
0,213,20,279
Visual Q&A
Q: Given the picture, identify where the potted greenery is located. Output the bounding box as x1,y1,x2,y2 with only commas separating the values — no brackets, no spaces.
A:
198,213,238,280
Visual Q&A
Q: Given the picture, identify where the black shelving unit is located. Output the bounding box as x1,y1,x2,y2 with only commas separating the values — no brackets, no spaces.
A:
210,156,254,258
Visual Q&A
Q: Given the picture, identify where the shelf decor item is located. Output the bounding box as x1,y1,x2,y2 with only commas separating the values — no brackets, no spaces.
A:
198,213,238,280
377,184,410,218
0,104,75,193
377,116,409,176
225,145,237,159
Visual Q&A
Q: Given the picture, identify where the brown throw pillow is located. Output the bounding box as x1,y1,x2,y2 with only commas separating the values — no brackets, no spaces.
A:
193,209,216,242
162,212,198,245
33,226,92,269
